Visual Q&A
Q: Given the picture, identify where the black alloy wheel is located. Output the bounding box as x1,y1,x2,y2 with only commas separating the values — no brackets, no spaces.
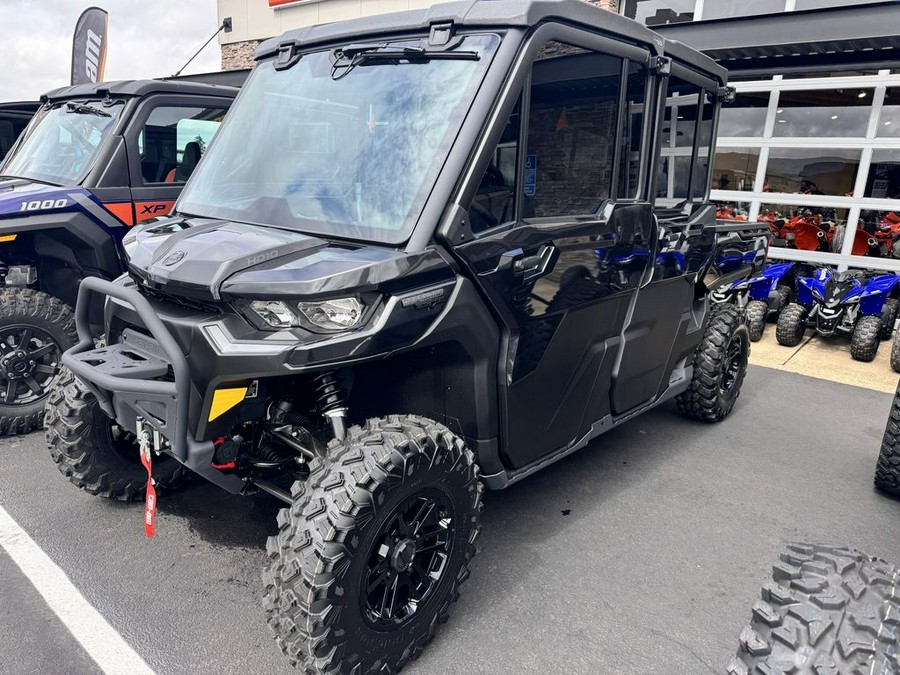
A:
0,323,63,406
362,487,456,629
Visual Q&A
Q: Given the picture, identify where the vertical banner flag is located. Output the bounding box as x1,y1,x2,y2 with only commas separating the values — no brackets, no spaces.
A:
71,7,108,86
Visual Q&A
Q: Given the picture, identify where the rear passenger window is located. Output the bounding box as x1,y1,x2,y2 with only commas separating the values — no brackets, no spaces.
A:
524,42,624,218
656,75,715,205
617,60,648,200
138,106,227,184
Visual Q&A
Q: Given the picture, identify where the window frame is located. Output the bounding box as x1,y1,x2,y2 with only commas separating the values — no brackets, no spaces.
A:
457,23,655,239
124,94,231,188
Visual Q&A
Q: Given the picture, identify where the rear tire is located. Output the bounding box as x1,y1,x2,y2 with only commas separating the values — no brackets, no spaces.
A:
727,543,900,675
46,369,187,501
263,415,482,675
775,303,808,347
745,300,768,342
850,314,882,362
881,298,899,340
875,381,900,496
676,303,749,423
0,287,76,435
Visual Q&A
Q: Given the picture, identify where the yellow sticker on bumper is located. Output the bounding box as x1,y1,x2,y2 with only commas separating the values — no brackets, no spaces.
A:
208,387,248,422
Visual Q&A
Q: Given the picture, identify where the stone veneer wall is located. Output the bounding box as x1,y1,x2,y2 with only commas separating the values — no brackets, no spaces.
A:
220,0,620,71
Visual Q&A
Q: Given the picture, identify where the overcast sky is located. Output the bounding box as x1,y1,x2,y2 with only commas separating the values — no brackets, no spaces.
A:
0,0,221,101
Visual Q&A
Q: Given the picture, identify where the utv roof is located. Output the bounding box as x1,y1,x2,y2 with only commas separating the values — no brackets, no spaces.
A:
257,0,725,83
0,101,40,115
41,79,240,103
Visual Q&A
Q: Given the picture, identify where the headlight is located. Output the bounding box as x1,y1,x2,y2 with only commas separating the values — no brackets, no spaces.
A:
297,298,364,331
249,300,295,329
245,297,365,332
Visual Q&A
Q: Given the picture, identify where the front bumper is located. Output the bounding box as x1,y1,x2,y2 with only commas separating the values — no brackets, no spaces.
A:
63,277,249,493
63,276,455,491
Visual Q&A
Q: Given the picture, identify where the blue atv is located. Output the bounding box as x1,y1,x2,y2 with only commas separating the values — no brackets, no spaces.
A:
776,268,900,361
710,262,797,341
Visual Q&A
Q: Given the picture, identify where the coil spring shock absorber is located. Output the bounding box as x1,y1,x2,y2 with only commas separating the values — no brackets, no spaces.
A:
315,371,348,441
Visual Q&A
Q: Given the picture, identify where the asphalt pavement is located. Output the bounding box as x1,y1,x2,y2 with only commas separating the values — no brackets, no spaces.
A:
1,364,899,675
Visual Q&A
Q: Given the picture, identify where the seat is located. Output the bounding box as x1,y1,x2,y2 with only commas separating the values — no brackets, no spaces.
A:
175,141,202,182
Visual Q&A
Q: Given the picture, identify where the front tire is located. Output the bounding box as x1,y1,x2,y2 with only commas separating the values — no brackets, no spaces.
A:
676,303,750,423
0,287,76,435
850,314,882,362
875,380,900,496
263,415,482,675
46,369,187,501
728,544,900,675
775,302,808,347
745,300,768,342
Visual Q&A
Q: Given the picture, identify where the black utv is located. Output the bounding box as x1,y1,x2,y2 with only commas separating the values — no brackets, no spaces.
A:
49,1,767,672
0,79,237,433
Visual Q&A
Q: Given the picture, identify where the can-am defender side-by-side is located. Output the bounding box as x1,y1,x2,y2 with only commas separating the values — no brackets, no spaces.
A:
0,79,237,433
49,2,767,672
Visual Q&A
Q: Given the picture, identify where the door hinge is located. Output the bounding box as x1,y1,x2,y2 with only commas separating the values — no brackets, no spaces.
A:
718,85,736,103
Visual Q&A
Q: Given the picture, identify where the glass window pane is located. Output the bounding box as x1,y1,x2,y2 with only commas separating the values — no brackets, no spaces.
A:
702,0,784,20
719,92,770,137
691,91,715,198
794,0,878,9
864,148,900,200
765,147,861,195
859,210,900,260
525,43,623,218
760,202,849,254
714,200,752,220
663,76,702,148
617,61,647,200
622,0,695,25
773,89,873,138
468,98,520,234
878,88,900,138
141,106,227,184
712,147,760,192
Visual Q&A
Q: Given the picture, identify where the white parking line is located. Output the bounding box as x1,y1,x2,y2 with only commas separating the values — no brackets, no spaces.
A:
0,505,156,675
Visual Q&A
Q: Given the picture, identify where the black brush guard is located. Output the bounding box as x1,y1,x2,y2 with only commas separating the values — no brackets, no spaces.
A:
62,277,244,493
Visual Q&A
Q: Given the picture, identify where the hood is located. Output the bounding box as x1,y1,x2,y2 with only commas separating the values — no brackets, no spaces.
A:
0,178,81,218
126,218,453,302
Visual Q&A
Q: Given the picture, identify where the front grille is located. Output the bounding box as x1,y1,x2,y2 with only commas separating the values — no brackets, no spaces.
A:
139,285,224,316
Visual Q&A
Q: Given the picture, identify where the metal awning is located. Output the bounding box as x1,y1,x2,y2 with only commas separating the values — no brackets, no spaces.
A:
656,1,900,75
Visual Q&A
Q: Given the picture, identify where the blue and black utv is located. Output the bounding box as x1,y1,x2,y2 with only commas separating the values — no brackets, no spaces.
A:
0,78,237,433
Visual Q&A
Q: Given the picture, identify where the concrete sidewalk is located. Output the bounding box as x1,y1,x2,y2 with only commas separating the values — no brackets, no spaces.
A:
750,325,899,393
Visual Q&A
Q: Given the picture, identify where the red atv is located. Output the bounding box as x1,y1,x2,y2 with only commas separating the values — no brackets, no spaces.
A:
762,209,834,252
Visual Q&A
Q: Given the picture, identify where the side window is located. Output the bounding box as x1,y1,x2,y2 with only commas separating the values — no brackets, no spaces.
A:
691,90,715,199
468,97,521,234
617,60,648,200
525,42,624,218
139,106,227,184
656,74,715,205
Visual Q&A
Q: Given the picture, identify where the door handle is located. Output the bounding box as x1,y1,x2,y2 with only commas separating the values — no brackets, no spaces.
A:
513,244,559,284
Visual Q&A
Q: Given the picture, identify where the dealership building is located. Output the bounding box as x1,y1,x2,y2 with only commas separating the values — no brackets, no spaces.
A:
217,0,900,271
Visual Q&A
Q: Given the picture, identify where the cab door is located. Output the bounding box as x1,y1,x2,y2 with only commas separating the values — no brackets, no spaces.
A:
452,33,655,470
123,96,230,226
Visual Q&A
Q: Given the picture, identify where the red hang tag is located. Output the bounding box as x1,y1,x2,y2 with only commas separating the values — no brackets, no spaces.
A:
139,441,157,538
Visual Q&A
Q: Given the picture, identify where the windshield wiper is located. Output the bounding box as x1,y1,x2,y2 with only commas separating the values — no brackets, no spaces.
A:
65,101,111,117
332,42,479,79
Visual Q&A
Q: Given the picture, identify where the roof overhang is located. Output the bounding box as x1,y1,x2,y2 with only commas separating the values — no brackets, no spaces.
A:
655,1,900,76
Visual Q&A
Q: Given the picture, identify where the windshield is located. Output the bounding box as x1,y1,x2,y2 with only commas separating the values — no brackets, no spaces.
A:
0,99,124,186
176,34,499,244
